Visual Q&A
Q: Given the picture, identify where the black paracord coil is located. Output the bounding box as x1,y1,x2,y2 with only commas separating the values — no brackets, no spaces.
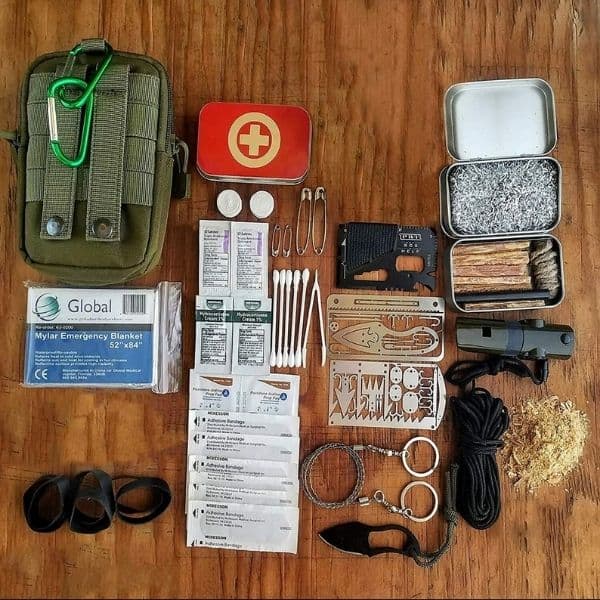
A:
445,355,548,389
452,387,509,530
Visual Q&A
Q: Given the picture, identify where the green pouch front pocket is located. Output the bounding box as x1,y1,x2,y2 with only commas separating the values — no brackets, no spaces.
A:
24,65,161,270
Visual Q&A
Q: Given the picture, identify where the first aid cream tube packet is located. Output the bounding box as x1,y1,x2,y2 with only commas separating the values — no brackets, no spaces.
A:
187,501,299,553
23,281,181,393
231,297,272,375
194,296,233,374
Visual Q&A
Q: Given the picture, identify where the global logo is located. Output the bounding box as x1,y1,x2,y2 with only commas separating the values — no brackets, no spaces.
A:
33,294,60,321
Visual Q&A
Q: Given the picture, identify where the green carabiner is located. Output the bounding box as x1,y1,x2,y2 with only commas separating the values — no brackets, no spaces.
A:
47,43,113,168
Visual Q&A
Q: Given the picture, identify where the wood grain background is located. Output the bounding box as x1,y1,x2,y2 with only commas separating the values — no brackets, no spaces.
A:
0,0,598,598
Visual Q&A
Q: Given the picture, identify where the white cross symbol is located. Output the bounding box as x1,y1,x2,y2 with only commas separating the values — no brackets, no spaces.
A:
238,123,270,156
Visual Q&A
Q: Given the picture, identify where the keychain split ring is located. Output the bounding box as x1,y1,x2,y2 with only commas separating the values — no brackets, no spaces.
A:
301,439,440,512
401,436,440,478
400,481,439,523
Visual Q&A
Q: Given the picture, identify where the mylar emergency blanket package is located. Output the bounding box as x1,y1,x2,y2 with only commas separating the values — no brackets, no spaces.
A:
24,282,182,393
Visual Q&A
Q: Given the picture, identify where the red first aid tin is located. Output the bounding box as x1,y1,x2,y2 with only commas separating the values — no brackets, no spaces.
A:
197,102,312,185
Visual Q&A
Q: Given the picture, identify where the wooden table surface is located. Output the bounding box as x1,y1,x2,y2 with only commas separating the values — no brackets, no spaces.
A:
1,1,599,598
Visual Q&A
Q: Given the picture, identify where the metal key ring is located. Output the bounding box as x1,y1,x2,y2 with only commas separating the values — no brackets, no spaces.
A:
401,436,440,478
400,481,439,523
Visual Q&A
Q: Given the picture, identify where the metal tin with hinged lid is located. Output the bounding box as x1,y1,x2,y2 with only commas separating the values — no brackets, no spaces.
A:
445,235,565,314
196,102,312,185
440,78,562,239
439,78,565,313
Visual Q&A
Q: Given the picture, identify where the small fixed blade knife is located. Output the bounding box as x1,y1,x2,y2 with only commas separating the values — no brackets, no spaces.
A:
318,521,421,557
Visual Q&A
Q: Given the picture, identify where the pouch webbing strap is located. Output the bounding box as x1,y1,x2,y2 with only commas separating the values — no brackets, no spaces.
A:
74,74,160,206
62,39,108,77
123,73,159,207
26,72,54,202
86,63,130,241
39,64,87,240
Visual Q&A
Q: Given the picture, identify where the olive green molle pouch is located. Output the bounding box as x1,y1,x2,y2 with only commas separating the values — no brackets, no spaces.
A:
2,38,190,286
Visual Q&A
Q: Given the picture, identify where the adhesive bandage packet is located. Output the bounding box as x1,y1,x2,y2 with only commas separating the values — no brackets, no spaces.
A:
194,296,233,374
187,432,300,463
23,282,181,393
187,466,299,493
188,410,299,438
185,454,299,514
187,501,299,553
188,455,299,481
187,481,298,507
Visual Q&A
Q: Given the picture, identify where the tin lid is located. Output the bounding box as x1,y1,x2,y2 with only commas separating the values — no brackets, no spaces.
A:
444,78,557,161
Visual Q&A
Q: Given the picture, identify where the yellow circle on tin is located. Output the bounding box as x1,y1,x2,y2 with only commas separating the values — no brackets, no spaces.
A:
227,112,281,169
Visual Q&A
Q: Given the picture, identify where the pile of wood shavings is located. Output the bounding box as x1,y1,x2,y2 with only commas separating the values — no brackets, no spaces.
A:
502,395,588,492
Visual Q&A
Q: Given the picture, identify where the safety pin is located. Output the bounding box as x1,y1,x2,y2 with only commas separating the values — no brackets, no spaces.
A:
271,224,282,257
295,188,312,256
311,186,327,255
282,225,292,258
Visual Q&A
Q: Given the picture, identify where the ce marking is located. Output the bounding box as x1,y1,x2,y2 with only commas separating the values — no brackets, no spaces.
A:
34,368,48,381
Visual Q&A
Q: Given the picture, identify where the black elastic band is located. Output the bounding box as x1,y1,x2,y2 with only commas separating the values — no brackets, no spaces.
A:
23,474,72,533
114,476,172,524
68,469,116,534
445,356,548,389
24,471,171,534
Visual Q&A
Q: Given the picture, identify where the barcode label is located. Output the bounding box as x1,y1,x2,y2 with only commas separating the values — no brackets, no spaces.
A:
122,294,146,314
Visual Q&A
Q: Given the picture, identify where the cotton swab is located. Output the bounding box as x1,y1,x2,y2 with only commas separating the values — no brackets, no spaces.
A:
282,270,293,367
276,269,285,368
269,270,279,367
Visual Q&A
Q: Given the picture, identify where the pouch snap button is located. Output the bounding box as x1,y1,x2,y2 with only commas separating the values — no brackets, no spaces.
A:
92,218,113,239
46,216,64,236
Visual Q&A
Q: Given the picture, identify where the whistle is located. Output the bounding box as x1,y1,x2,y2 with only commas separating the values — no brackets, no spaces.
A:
456,318,574,361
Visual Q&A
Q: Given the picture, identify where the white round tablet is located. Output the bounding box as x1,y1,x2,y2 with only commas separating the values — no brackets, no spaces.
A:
249,190,275,219
216,189,242,218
